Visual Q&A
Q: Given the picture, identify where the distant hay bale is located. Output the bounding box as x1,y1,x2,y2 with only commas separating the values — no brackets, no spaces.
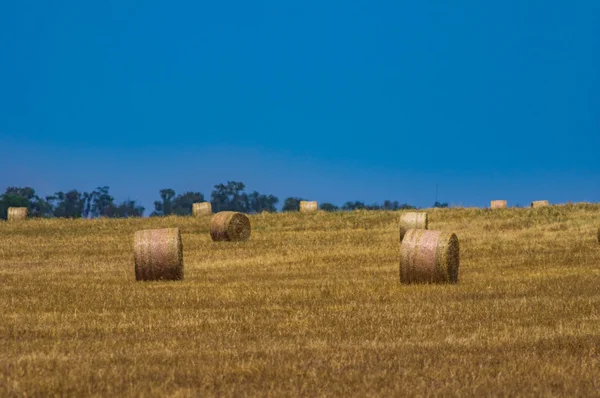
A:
400,229,459,284
490,200,507,209
192,202,212,217
300,201,318,214
531,200,549,208
133,228,183,281
597,227,600,244
399,211,428,241
210,211,251,241
7,207,28,221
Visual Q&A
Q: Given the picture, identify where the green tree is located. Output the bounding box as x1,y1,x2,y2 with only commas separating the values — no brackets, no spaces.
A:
320,202,339,212
0,187,52,219
113,200,145,217
211,181,248,213
247,191,278,213
172,192,205,216
152,188,177,216
282,197,305,212
47,190,86,218
342,201,366,211
90,186,116,217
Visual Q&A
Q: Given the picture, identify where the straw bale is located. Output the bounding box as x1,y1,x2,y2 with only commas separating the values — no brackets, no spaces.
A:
400,229,459,284
490,200,507,209
193,202,212,217
7,207,28,221
531,200,549,208
210,211,251,241
399,211,428,241
300,201,318,214
133,228,183,281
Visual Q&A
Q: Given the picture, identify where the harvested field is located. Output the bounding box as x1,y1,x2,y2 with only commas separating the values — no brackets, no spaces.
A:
1,205,600,396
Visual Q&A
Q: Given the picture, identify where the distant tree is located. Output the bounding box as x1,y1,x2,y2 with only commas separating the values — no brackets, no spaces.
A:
113,199,145,218
47,190,86,218
380,200,416,211
152,188,177,216
0,186,52,219
247,191,278,213
319,202,339,212
342,201,366,211
433,201,449,208
211,181,249,213
171,191,205,216
282,197,304,212
89,186,116,217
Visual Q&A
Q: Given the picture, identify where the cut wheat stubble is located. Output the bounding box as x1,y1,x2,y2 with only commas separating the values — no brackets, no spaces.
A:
7,207,28,221
210,211,251,241
133,228,183,281
193,202,212,217
400,229,459,284
399,211,428,241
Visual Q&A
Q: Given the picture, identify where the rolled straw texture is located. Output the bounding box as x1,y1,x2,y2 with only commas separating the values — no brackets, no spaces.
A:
490,200,507,209
193,202,212,217
399,212,428,241
400,229,459,284
133,228,183,281
210,211,251,241
531,200,549,208
300,201,318,214
7,207,28,221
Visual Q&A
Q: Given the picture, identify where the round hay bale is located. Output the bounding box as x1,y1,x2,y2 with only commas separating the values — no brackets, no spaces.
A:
300,201,318,214
399,211,428,241
531,200,549,208
133,228,183,281
193,202,212,217
400,229,459,284
490,200,507,209
210,211,251,241
597,227,600,244
7,207,28,221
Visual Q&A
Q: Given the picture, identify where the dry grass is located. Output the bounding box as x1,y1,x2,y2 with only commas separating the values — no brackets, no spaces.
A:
1,204,600,396
300,201,318,214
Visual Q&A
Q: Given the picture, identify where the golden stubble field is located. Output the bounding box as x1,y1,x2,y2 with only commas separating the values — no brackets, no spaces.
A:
1,205,600,397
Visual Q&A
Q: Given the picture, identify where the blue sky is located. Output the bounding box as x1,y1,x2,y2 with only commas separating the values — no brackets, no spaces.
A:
1,1,599,212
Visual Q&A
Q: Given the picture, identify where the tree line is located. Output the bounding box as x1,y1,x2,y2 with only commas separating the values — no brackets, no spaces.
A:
0,181,445,219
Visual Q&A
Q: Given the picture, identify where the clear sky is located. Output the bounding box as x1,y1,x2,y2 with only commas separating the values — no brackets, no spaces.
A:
1,1,599,211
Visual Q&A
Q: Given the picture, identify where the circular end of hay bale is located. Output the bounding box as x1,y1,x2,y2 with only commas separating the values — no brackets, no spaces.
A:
490,200,507,209
531,200,549,208
299,201,318,214
7,207,28,221
399,229,459,284
210,211,251,241
399,212,428,242
192,202,212,217
133,228,183,281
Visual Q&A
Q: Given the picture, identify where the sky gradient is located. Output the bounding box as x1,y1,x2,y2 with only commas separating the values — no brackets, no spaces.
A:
1,1,599,212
